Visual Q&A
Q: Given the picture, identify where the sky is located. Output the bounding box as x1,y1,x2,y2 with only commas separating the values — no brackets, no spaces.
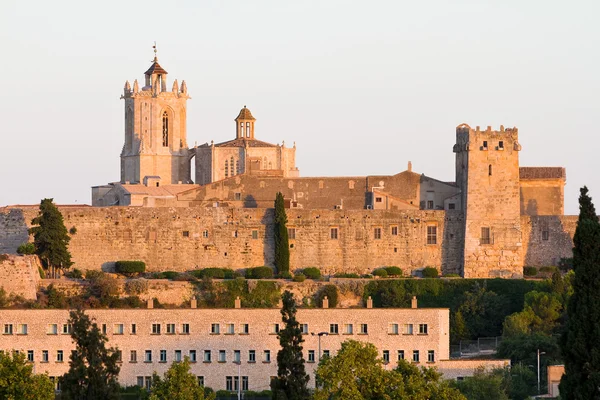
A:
0,0,598,214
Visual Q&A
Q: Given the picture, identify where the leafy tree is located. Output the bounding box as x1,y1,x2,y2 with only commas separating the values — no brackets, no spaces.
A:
149,357,215,400
272,290,309,399
0,351,55,400
497,332,561,368
452,366,536,400
314,340,465,400
29,198,72,277
60,309,121,399
502,291,562,337
560,186,600,399
274,192,290,275
454,282,508,340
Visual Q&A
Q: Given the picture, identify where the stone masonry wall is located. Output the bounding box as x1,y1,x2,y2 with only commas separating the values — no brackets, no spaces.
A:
521,215,577,266
0,255,41,300
0,206,463,276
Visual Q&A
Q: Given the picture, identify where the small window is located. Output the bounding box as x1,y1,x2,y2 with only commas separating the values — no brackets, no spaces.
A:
218,350,226,363
404,324,413,335
202,230,209,238
427,225,437,245
373,227,382,240
190,350,197,362
166,323,176,334
18,324,27,335
197,376,204,386
114,324,124,335
137,376,144,387
391,226,398,236
397,350,405,360
413,350,420,363
211,324,220,334
182,323,190,334
160,350,167,363
130,350,137,362
57,350,63,362
330,228,338,240
47,324,58,335
301,324,309,334
360,324,368,334
175,350,182,362
542,230,549,241
241,323,249,334
204,350,211,362
322,350,330,358
498,140,504,149
182,231,190,237
481,227,491,245
448,203,456,210
152,324,161,335
145,350,152,362
427,200,434,209
234,350,241,363
252,230,258,240
482,140,488,149
3,324,13,335
234,193,242,201
288,228,296,240
42,350,49,362
27,350,34,362
419,324,428,334
389,323,399,335
375,197,382,203
349,181,355,189
116,350,122,363
383,350,390,363
329,324,339,334
131,324,137,334
489,164,492,176
227,324,235,334
428,350,435,363
308,350,315,363
271,324,280,334
249,350,256,362
344,324,353,334
264,350,271,362
102,324,107,334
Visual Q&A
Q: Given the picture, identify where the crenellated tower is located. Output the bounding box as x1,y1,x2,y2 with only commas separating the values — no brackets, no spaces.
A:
454,124,523,278
120,49,191,185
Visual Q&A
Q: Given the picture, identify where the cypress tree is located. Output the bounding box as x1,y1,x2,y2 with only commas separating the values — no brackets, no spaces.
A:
274,192,290,275
559,186,600,399
29,198,72,277
272,291,309,400
59,310,121,400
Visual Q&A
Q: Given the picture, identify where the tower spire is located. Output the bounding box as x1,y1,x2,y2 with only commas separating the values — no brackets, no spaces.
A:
152,41,158,62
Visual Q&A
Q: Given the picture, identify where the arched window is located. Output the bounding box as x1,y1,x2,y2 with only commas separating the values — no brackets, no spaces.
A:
488,164,492,176
162,111,169,147
230,157,235,176
225,160,229,178
263,157,267,169
246,122,250,138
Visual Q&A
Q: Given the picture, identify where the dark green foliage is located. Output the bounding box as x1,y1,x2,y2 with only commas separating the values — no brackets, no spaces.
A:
162,271,179,280
538,266,559,274
497,333,561,370
422,267,439,278
384,266,403,276
272,291,310,400
277,271,293,279
69,226,77,235
451,366,536,400
558,257,574,271
114,261,146,276
246,266,274,279
302,267,321,279
60,309,121,400
194,278,280,308
16,242,35,255
560,186,600,399
190,268,240,279
86,271,121,307
274,192,290,275
0,287,8,308
29,198,72,274
373,268,388,277
149,357,215,400
0,351,55,400
46,283,68,308
315,284,339,308
65,268,84,279
333,272,360,278
292,274,306,282
523,266,537,276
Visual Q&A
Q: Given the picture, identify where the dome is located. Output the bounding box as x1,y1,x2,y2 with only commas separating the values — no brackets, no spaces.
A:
235,106,256,121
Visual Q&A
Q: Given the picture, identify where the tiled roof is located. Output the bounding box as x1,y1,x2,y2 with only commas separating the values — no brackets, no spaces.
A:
519,167,566,180
214,138,277,148
235,106,255,121
144,60,168,75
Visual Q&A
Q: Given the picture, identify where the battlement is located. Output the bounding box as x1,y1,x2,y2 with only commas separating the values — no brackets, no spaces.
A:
456,123,518,136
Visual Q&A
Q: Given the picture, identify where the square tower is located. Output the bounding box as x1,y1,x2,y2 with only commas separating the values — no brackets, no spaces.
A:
454,124,523,278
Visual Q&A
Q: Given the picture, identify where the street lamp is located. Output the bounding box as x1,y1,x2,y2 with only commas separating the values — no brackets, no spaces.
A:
311,332,329,389
537,349,546,395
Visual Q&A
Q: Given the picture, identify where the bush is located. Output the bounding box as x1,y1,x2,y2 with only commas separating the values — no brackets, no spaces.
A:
384,266,403,277
245,266,274,279
293,274,306,282
444,273,461,278
315,284,339,308
277,271,292,279
114,261,146,276
422,267,439,278
161,271,179,280
86,271,121,306
16,242,35,255
539,266,559,275
65,268,83,279
124,279,149,295
69,226,77,235
333,273,360,279
190,268,240,280
373,268,388,278
523,266,538,277
558,257,573,271
302,267,321,279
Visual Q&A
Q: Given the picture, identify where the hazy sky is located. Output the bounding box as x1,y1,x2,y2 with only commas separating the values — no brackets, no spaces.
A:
1,0,598,214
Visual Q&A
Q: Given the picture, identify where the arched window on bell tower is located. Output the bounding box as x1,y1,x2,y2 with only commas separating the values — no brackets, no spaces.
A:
230,157,235,176
162,111,169,147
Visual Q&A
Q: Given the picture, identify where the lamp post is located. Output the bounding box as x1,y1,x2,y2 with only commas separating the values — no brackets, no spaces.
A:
537,349,546,395
311,332,329,388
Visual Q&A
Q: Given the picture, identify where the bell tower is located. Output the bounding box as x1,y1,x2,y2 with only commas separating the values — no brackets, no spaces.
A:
120,46,191,185
235,106,256,139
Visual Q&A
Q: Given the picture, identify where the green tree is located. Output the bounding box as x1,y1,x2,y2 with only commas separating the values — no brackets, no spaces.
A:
560,186,600,399
272,290,309,399
149,357,215,400
314,340,465,400
59,309,121,400
274,192,290,275
0,351,54,400
29,198,72,277
452,367,508,400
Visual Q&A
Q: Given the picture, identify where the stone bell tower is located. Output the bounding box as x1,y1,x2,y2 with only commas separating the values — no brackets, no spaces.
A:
120,47,191,185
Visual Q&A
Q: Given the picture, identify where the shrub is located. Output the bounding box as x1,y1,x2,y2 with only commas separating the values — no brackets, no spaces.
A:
443,273,461,278
539,266,559,275
86,271,121,306
422,267,439,278
161,271,179,280
245,266,274,279
16,242,35,255
523,266,538,277
558,257,573,271
293,274,306,282
190,268,240,279
277,271,293,279
373,268,388,278
124,279,149,295
384,266,403,277
333,272,361,279
315,284,339,308
302,267,321,279
114,261,146,276
65,268,83,279
69,226,77,235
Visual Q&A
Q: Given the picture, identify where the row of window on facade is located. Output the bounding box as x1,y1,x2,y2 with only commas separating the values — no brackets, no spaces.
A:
137,375,245,391
480,140,505,151
328,226,438,245
224,157,241,178
3,322,428,337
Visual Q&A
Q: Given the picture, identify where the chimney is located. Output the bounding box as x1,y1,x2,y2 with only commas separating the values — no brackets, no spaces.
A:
366,296,373,309
322,296,329,309
411,296,418,309
235,296,241,309
147,298,154,309
190,298,197,309
407,161,412,172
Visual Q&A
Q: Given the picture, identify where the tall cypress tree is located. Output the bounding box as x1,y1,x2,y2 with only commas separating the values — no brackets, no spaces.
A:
60,310,121,400
272,291,309,400
274,192,290,275
559,186,600,399
29,198,72,276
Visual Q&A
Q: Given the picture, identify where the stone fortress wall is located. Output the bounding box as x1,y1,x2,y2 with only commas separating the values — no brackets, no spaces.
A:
0,205,575,278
